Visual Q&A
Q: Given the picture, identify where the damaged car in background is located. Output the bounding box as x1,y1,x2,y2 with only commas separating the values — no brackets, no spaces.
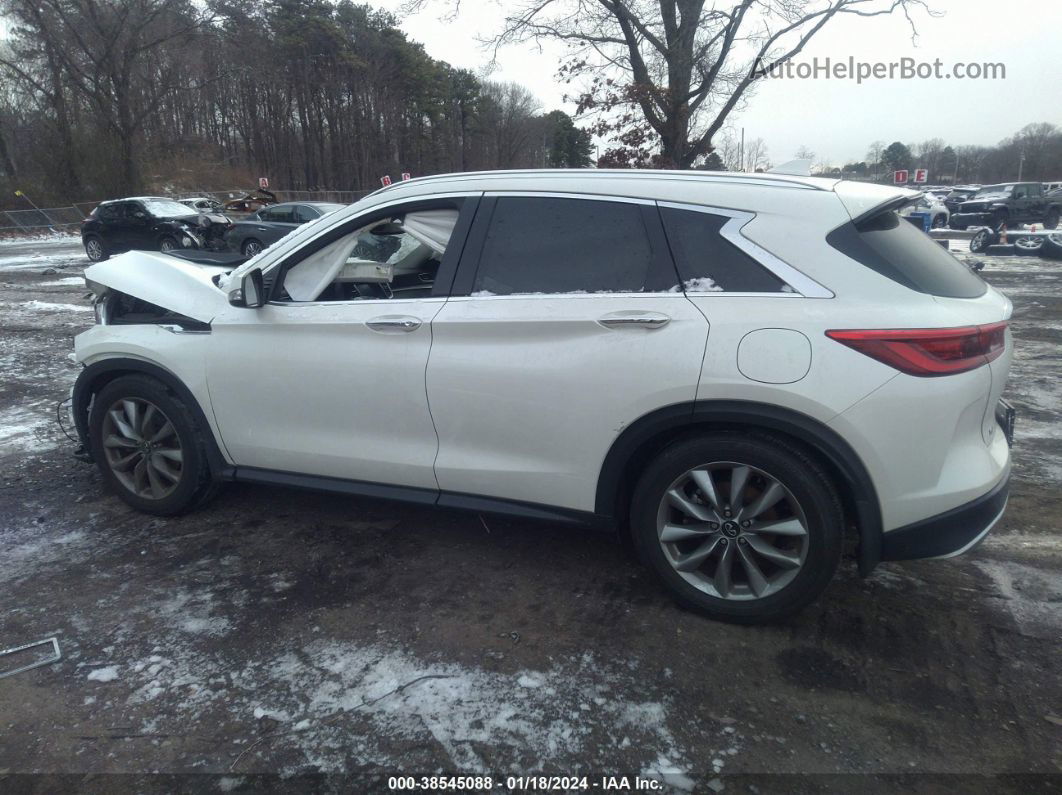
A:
81,197,232,261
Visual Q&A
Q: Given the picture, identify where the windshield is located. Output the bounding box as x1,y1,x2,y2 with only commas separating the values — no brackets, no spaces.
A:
972,185,1014,199
143,199,197,217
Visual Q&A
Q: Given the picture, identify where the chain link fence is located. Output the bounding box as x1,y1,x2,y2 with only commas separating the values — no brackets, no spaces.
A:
0,188,377,237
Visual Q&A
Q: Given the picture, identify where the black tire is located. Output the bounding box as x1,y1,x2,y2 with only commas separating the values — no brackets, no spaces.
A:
970,228,994,253
1040,233,1062,260
1044,208,1060,230
932,214,947,229
84,235,108,262
158,235,179,253
88,375,218,515
629,432,843,624
242,238,264,257
1012,235,1043,255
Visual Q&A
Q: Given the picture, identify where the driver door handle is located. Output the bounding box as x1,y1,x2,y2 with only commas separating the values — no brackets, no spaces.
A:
367,315,422,333
597,311,671,329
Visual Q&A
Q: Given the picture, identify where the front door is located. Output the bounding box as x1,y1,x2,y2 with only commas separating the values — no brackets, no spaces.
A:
205,196,475,491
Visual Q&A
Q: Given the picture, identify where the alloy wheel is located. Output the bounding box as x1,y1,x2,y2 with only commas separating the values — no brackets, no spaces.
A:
86,239,103,260
655,462,809,600
1014,236,1043,252
159,238,176,252
244,240,263,257
100,397,184,499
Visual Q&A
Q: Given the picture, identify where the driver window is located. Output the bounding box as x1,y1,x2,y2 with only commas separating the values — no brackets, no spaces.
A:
278,208,459,302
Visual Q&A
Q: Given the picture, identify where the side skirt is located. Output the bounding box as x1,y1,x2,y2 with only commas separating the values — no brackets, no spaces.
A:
232,467,609,528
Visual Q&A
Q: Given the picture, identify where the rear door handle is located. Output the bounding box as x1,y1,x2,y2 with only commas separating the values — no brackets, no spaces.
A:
367,315,422,333
597,311,671,329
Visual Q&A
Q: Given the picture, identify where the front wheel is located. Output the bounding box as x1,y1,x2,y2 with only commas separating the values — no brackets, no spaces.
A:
158,235,179,253
932,214,947,229
88,375,218,515
242,238,264,257
630,433,843,623
1044,209,1060,230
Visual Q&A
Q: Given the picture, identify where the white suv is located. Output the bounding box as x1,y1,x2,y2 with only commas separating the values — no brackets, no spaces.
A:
72,170,1014,623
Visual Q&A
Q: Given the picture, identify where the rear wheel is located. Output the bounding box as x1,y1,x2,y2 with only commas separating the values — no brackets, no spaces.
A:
932,214,947,229
630,433,843,624
1044,208,1060,230
242,238,264,257
158,235,179,253
84,235,108,262
88,375,218,515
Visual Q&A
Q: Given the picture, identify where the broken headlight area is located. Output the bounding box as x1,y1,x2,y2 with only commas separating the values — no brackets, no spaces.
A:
95,290,210,332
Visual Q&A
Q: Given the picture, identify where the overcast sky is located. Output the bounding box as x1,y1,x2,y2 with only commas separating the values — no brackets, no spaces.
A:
376,0,1062,168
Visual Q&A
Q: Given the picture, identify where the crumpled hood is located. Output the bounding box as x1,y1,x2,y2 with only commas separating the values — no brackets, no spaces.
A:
84,250,231,323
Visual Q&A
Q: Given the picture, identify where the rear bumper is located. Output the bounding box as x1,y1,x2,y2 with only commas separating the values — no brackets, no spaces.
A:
880,472,1008,561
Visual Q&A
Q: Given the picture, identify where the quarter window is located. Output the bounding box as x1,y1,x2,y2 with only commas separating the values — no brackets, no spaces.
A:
659,208,787,293
472,197,656,295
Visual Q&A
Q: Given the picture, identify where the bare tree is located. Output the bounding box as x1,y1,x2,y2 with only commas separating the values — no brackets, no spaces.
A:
410,0,934,167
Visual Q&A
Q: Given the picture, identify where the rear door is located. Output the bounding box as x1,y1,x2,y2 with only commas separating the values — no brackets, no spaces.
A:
253,205,299,245
426,193,710,514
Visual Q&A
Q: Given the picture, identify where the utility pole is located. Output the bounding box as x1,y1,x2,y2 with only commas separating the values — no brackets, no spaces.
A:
740,128,745,172
1017,148,1026,181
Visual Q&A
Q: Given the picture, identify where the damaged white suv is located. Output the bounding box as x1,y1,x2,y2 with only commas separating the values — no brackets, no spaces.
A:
72,170,1014,622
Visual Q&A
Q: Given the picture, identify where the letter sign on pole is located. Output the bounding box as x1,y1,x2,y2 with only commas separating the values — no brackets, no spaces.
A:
258,177,269,189
893,170,909,185
401,172,411,181
380,175,392,187
914,168,928,184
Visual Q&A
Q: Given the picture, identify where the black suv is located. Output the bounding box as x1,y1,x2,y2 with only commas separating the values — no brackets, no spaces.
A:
81,197,231,261
949,182,1061,230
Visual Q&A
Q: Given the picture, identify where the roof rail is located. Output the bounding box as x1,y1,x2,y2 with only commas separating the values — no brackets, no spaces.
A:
368,168,833,197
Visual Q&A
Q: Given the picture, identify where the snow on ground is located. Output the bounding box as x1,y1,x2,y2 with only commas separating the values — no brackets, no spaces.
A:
107,635,697,781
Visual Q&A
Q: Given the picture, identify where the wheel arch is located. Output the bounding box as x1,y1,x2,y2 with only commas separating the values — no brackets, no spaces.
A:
73,357,232,479
595,400,883,575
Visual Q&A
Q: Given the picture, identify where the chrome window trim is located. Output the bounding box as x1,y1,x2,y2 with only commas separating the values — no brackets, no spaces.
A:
483,190,656,206
657,200,834,298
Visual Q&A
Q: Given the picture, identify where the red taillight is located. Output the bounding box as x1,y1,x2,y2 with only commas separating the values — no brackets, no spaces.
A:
825,322,1007,377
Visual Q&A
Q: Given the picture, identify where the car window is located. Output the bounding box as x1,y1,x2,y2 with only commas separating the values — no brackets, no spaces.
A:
1027,184,1042,198
97,203,123,222
278,209,459,302
294,205,319,223
659,207,788,293
261,206,295,223
471,197,654,296
827,210,986,298
141,199,196,217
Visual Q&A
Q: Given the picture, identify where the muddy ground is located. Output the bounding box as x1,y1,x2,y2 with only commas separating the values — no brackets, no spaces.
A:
0,236,1059,793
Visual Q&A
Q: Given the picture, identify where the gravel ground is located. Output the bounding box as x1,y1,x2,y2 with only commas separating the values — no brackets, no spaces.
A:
0,236,1059,793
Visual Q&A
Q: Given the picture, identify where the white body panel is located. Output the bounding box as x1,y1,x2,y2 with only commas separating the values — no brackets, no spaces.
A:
427,293,709,511
204,299,444,489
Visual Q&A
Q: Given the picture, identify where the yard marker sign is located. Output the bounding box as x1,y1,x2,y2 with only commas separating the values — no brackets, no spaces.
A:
893,170,909,184
380,175,392,187
914,169,928,184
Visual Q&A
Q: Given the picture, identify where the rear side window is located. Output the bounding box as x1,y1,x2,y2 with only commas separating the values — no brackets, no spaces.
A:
659,208,787,292
472,197,657,295
827,210,986,298
97,204,122,222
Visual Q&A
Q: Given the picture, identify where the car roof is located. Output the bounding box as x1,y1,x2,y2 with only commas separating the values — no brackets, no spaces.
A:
364,168,915,224
99,196,169,205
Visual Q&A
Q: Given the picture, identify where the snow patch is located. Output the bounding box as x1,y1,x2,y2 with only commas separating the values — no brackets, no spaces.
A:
87,666,120,682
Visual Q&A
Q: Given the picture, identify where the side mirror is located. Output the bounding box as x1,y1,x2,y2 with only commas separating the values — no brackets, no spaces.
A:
228,268,266,308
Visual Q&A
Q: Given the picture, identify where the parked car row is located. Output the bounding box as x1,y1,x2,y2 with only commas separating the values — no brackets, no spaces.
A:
82,196,345,262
